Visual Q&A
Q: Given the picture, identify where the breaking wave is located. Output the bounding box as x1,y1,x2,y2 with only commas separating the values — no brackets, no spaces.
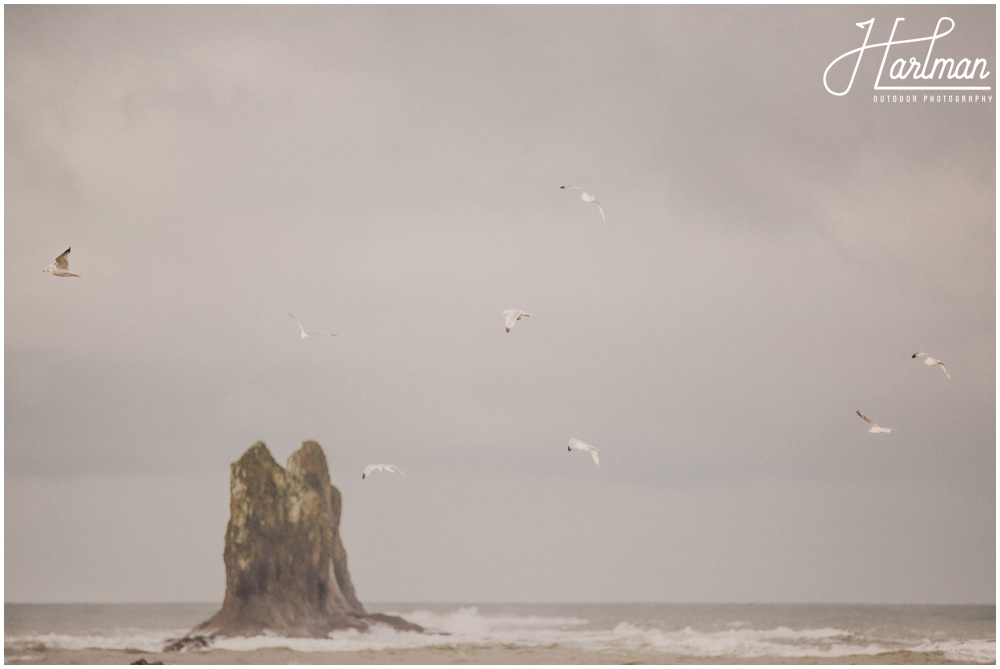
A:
5,606,994,663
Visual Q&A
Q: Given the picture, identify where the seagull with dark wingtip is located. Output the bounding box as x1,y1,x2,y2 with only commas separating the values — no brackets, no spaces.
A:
362,464,404,480
43,248,80,277
568,438,600,468
912,351,951,381
502,309,531,333
560,185,606,222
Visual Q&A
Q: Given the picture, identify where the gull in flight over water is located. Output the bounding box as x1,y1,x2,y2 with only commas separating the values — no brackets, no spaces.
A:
362,464,405,480
912,351,951,381
856,410,896,434
568,438,600,469
503,309,531,333
289,313,337,339
560,185,605,222
42,248,80,277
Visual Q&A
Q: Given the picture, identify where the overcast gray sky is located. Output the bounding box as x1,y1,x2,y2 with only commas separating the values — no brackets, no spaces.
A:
5,5,995,605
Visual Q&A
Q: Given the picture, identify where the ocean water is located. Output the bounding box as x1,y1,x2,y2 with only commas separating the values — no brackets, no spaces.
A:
4,601,995,664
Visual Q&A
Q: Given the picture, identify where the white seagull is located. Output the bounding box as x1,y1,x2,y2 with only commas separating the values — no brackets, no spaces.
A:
560,185,606,222
289,313,337,339
567,438,600,469
42,247,80,277
856,410,896,434
912,351,951,381
362,464,405,480
502,309,531,333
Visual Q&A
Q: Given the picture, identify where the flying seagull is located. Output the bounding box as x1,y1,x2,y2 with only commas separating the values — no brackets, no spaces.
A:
912,351,951,381
289,313,337,339
502,309,531,333
568,438,600,469
362,464,405,480
42,248,80,277
856,410,896,434
560,185,606,222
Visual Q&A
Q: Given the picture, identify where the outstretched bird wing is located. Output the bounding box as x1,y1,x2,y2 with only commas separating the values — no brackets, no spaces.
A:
503,310,520,332
593,199,606,222
856,410,877,427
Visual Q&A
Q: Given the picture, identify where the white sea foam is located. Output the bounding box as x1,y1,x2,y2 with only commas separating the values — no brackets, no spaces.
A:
197,610,1000,663
4,629,188,653
584,623,995,662
211,607,590,652
5,606,994,663
209,626,447,653
912,638,998,664
596,622,883,658
397,606,589,632
3,654,40,663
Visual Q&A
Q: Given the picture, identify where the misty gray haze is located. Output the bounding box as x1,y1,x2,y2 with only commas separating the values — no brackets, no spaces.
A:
4,5,995,606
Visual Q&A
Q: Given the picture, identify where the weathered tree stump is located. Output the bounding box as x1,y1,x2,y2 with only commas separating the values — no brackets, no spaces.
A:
166,441,420,651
